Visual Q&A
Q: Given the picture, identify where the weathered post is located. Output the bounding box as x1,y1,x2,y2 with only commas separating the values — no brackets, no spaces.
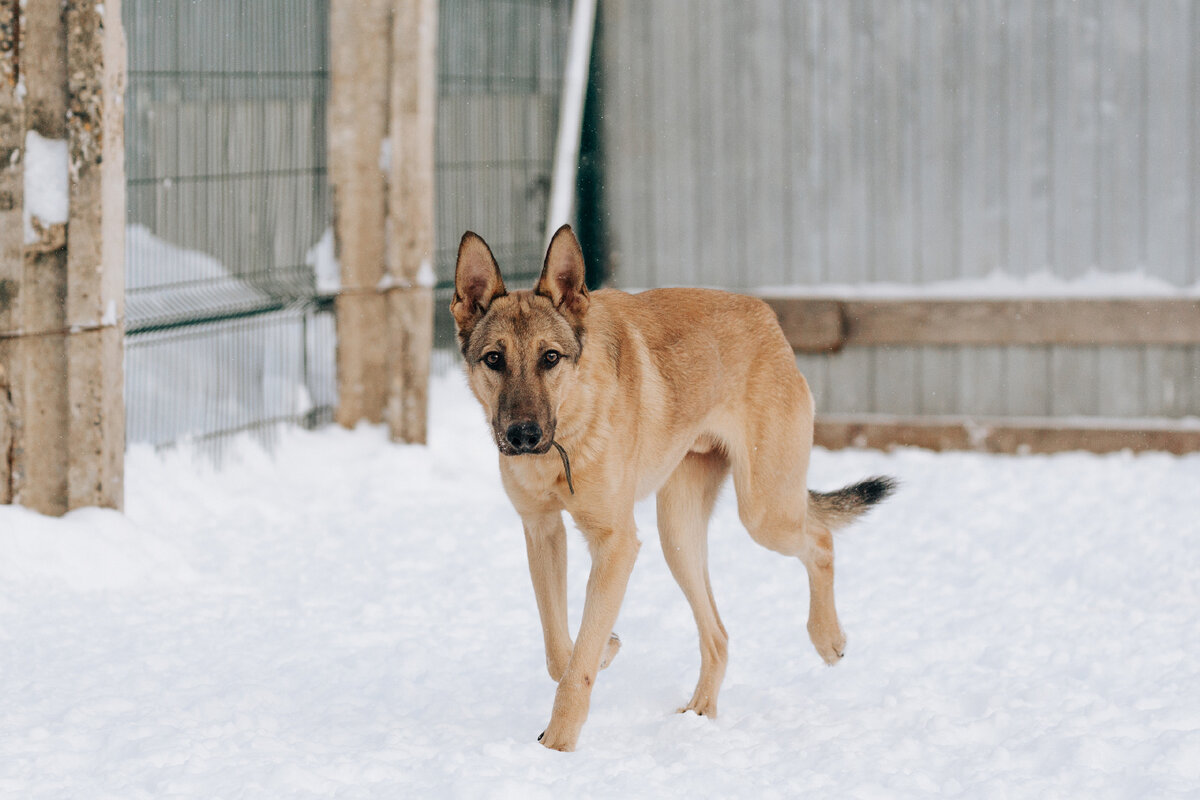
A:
0,1,25,505
0,0,125,514
330,0,436,443
329,0,391,429
65,0,126,510
384,0,436,444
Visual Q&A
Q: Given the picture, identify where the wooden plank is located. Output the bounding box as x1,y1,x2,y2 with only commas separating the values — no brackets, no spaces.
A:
815,414,1200,455
766,297,1200,351
771,298,844,352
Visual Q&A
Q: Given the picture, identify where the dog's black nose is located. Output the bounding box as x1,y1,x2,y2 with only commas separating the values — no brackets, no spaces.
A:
505,421,543,453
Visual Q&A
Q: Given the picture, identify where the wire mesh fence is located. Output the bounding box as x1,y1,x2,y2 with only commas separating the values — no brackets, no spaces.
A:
432,0,571,365
122,0,570,440
123,0,334,446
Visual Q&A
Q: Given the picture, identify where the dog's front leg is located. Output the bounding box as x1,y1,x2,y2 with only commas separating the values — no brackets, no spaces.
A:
523,511,573,681
538,523,640,751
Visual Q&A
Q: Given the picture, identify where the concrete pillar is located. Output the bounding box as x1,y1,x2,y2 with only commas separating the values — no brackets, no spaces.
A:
384,0,436,444
330,0,436,443
330,0,391,429
0,0,125,514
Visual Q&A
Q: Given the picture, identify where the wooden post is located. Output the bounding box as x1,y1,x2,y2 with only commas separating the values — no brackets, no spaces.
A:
330,0,436,443
64,0,126,510
330,0,391,429
0,0,125,514
0,0,26,505
384,0,436,444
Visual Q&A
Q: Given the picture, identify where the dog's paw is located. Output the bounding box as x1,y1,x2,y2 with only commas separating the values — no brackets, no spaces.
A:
599,633,621,670
808,620,846,665
677,697,718,718
537,724,577,752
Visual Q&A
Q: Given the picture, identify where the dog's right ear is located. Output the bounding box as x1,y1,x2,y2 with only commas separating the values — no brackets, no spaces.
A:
451,231,507,335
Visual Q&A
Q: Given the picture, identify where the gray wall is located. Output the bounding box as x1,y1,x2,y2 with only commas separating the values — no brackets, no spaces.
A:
598,0,1200,420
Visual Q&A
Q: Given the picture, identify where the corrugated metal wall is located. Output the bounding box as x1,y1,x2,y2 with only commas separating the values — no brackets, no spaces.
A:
597,0,1200,420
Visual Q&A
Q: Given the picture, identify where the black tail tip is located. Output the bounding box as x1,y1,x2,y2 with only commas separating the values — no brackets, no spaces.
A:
853,475,899,506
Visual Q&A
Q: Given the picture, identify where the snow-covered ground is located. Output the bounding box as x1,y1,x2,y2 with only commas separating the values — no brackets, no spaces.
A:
2,371,1199,798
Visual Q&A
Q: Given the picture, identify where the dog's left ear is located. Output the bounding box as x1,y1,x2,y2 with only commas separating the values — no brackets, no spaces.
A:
536,225,590,319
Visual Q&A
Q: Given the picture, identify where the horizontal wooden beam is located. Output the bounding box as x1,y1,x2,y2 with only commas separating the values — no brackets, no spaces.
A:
815,414,1200,455
764,297,1200,351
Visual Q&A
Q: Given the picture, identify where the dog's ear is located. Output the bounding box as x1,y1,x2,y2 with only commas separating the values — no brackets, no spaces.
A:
536,224,590,319
451,231,507,334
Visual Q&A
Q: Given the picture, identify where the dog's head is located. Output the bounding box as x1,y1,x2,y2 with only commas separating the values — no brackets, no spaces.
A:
451,225,590,456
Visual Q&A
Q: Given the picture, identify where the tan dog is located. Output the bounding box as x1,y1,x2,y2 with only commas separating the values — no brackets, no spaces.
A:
451,225,895,751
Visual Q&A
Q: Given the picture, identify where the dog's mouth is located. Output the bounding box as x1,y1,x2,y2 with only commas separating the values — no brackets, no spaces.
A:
496,438,553,456
493,424,575,494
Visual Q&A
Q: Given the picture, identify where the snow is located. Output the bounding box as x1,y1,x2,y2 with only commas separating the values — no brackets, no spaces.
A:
125,224,273,325
306,227,340,295
417,258,436,289
22,130,70,245
3,371,1200,797
124,226,335,446
379,137,392,174
755,268,1200,299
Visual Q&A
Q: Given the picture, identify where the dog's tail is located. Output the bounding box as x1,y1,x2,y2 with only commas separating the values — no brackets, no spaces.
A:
807,476,897,532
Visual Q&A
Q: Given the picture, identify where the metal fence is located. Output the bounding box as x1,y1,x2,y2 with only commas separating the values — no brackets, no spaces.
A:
123,0,335,447
432,0,572,358
122,0,572,444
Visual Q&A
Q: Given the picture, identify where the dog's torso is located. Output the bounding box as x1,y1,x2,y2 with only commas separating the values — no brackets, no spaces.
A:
498,287,814,523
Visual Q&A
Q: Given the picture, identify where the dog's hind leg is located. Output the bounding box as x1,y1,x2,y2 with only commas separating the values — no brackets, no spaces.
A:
657,450,731,716
729,374,848,665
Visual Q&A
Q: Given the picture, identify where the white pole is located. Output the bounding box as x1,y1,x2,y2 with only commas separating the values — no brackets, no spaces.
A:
544,0,597,246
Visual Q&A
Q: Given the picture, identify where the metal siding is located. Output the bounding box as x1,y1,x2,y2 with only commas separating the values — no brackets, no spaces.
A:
599,0,1200,420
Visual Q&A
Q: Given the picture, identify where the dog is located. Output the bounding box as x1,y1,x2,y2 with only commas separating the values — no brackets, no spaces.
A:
451,225,895,751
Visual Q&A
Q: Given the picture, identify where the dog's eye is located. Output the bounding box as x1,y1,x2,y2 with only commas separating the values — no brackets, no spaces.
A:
482,351,504,370
541,350,561,368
